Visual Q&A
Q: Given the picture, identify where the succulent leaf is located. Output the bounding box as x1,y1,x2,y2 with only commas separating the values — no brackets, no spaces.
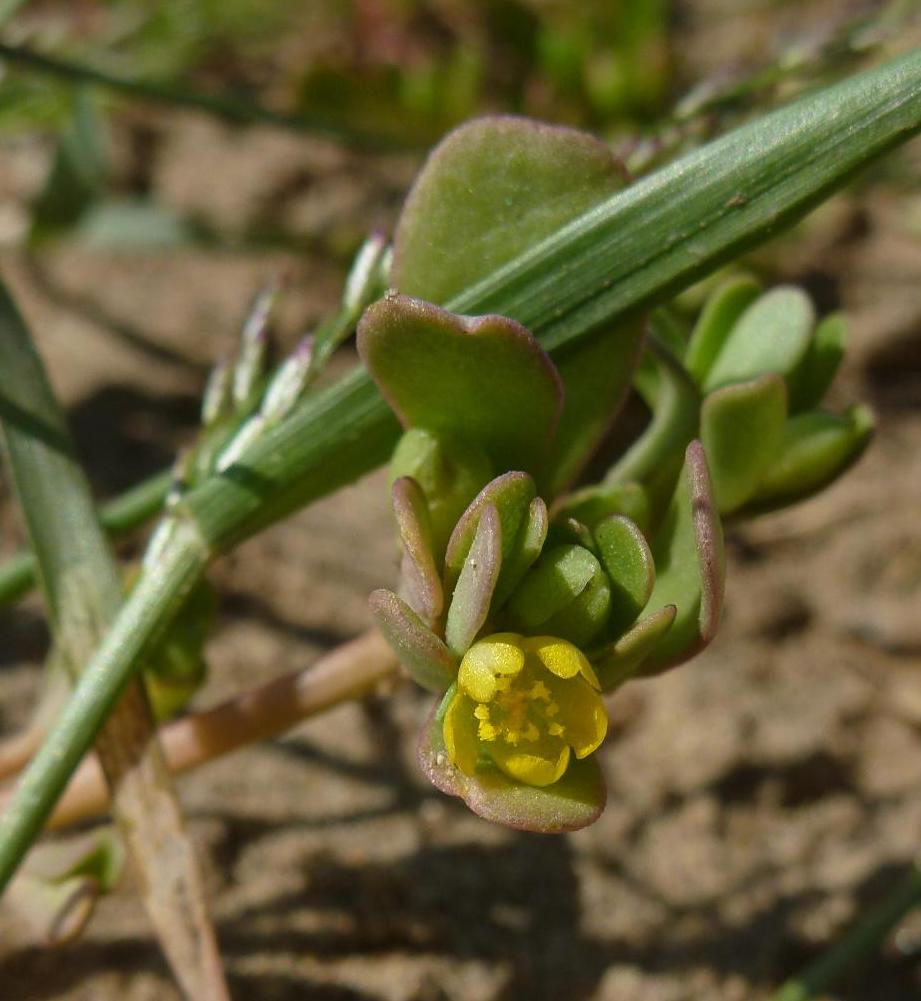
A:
444,472,537,595
391,477,443,625
594,604,678,691
593,515,656,636
701,373,787,514
555,480,652,534
787,311,848,413
444,504,502,657
491,496,549,608
701,286,815,393
389,429,493,559
638,441,725,673
684,274,762,383
741,405,874,515
507,544,612,647
369,589,457,693
392,115,628,308
358,293,563,473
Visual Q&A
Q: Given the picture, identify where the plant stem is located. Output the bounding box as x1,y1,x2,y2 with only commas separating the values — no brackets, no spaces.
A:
0,287,228,999
4,48,921,893
0,468,171,606
771,859,921,1001
0,40,411,151
0,630,398,829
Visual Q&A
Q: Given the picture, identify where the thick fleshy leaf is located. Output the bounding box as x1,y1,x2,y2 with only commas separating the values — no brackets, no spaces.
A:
542,319,645,497
444,472,536,594
491,496,548,609
546,516,597,553
593,515,655,636
418,697,606,833
358,293,562,473
392,115,628,306
392,477,443,625
701,286,814,393
594,604,677,692
555,481,652,534
684,275,762,383
639,441,725,673
507,544,611,647
389,429,493,560
445,504,502,657
700,373,787,514
787,312,848,413
741,405,874,515
369,589,457,693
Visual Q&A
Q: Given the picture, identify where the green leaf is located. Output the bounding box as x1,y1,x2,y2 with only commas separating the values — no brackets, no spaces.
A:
389,429,493,560
701,373,788,514
491,496,548,609
506,544,611,646
594,604,677,692
445,504,502,657
369,589,457,693
418,692,606,833
701,287,814,393
358,293,562,473
391,477,443,626
555,481,652,534
593,515,655,636
787,312,848,413
742,405,874,515
640,441,725,673
684,275,762,384
444,472,536,596
392,115,628,306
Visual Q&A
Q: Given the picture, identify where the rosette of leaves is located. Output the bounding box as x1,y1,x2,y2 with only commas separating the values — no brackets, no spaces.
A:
361,294,724,833
569,275,874,526
357,115,729,832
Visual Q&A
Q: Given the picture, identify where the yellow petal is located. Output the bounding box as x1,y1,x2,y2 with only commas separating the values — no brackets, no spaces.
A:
547,675,608,759
458,634,525,702
524,636,589,680
489,738,570,787
442,692,480,775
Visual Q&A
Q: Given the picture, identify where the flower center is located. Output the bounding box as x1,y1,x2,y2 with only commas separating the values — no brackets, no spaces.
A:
472,665,565,747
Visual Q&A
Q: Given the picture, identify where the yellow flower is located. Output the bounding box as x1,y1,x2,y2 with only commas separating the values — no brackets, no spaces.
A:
442,633,608,787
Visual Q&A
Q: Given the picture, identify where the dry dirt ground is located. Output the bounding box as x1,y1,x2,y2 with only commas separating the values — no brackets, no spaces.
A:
3,21,921,1001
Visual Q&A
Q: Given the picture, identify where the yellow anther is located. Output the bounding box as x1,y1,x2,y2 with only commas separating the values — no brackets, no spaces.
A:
523,722,540,742
548,722,564,737
473,704,491,721
545,702,559,718
529,681,551,702
477,721,498,742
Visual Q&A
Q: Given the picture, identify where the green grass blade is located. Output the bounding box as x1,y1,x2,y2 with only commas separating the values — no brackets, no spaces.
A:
4,49,921,893
0,286,228,998
0,469,172,605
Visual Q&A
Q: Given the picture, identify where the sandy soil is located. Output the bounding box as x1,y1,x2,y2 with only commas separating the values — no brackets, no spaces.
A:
2,11,921,1001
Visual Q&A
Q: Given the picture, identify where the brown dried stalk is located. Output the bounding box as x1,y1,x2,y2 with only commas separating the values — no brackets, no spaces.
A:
0,630,398,830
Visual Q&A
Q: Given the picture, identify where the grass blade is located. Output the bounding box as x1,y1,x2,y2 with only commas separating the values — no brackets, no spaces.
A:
0,286,228,999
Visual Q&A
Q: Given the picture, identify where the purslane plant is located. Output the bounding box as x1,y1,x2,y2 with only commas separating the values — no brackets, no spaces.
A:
2,48,921,906
361,117,869,832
